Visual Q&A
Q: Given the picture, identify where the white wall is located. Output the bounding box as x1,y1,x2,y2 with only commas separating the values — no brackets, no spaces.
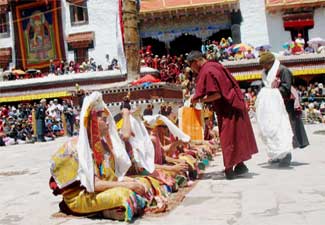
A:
240,0,270,47
61,0,124,70
309,8,325,39
0,12,15,69
265,11,291,52
264,8,325,52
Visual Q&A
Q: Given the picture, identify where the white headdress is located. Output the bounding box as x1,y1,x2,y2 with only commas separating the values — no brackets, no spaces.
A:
77,92,131,192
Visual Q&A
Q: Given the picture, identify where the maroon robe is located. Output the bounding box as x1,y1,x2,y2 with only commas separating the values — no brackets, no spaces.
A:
193,61,258,169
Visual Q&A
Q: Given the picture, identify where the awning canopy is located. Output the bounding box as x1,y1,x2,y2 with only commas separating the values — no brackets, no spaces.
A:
284,19,314,29
140,0,239,13
283,12,314,29
266,0,325,11
0,91,71,103
67,32,94,49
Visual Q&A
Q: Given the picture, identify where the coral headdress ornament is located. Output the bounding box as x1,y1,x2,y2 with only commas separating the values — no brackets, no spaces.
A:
77,92,131,193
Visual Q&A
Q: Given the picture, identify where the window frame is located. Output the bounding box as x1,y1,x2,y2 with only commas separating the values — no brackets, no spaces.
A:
0,12,10,38
69,2,89,26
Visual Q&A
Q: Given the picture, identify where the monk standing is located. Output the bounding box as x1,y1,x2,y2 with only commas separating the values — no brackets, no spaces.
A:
187,51,258,179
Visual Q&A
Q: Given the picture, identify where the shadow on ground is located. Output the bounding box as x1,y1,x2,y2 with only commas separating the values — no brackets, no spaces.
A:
199,171,259,181
258,161,309,170
313,130,325,135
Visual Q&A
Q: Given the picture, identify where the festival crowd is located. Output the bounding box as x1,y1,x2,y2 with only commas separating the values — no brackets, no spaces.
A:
1,57,121,81
3,34,324,82
0,99,78,146
0,47,320,222
243,82,325,124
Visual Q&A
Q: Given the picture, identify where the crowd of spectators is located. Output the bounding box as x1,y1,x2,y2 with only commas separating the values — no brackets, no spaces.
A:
199,37,257,61
243,82,325,124
48,56,120,76
1,35,324,145
139,34,325,84
0,99,79,147
2,34,324,83
1,81,323,147
140,50,187,83
297,82,325,123
281,34,325,56
1,56,121,81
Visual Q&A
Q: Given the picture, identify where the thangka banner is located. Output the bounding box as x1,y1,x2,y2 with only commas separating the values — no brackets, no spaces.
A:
15,1,64,69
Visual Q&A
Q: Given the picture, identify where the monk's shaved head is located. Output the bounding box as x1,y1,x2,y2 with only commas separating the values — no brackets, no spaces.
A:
186,51,204,64
187,51,206,74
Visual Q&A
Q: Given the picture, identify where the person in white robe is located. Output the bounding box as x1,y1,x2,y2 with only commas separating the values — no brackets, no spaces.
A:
255,53,293,166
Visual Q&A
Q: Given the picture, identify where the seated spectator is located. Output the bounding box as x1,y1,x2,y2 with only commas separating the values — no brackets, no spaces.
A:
245,49,255,59
143,104,153,116
108,58,119,70
295,33,305,46
220,38,229,48
291,42,304,55
97,65,104,71
90,58,97,71
0,132,5,146
49,92,147,221
317,45,325,54
306,103,322,123
234,51,244,60
227,37,233,46
304,46,314,53
283,45,292,56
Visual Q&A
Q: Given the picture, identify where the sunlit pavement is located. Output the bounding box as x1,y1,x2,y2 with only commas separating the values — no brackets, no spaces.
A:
0,124,324,225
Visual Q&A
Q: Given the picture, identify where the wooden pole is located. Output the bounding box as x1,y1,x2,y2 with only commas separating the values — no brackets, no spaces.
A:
32,109,37,141
61,113,68,136
122,0,140,81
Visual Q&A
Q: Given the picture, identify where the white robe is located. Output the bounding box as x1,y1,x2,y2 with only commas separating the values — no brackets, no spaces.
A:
255,59,293,160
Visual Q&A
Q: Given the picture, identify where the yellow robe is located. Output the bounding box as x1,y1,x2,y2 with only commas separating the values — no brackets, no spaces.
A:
50,137,146,221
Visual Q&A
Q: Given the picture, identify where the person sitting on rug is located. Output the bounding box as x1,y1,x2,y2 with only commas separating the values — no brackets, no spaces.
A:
114,100,190,184
49,92,147,222
146,122,189,177
116,102,171,213
143,114,202,184
115,102,185,189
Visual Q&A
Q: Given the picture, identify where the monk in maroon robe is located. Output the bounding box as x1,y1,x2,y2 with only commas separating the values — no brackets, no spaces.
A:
187,51,258,179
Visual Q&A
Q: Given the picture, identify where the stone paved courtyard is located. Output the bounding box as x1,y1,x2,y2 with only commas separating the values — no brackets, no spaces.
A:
0,124,324,225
